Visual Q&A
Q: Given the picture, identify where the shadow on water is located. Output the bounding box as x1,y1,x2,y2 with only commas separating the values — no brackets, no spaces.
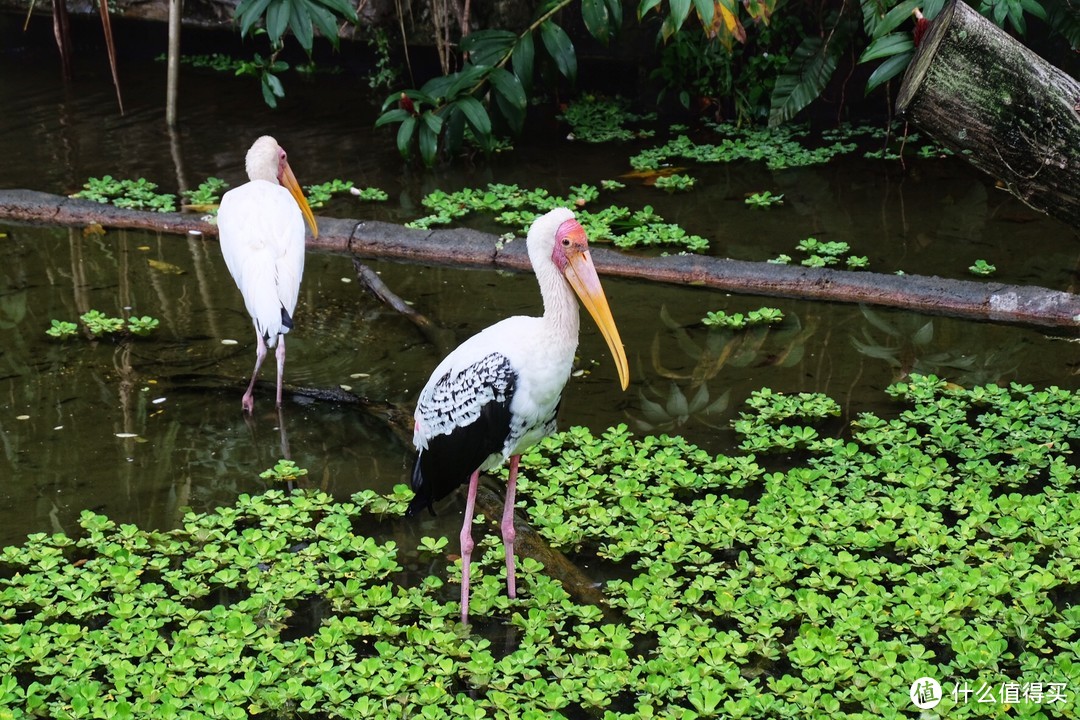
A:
1,18,1078,567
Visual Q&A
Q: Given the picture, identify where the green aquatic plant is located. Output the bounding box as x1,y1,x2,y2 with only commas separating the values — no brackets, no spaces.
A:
559,96,656,143
259,459,308,483
969,259,997,276
652,173,696,192
80,310,125,336
4,377,1080,717
305,179,355,208
351,187,390,202
126,316,160,336
45,320,78,339
407,184,709,253
181,177,229,207
72,176,178,213
744,190,784,208
702,306,784,329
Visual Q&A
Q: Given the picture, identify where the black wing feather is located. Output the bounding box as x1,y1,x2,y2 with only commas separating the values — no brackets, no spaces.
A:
406,353,517,517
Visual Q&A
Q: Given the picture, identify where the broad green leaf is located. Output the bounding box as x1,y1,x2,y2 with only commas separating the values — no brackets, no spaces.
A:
374,108,411,128
461,30,516,65
418,122,439,167
289,0,313,52
396,116,416,158
237,0,273,37
540,21,577,82
864,50,912,94
669,0,692,33
265,0,291,44
312,0,358,21
455,96,492,137
447,64,490,98
768,36,838,127
582,0,611,44
637,0,662,21
421,73,457,100
444,106,466,156
859,33,914,63
605,0,623,31
307,2,340,46
1020,0,1047,21
421,110,444,136
489,67,526,110
512,33,534,92
868,0,920,38
692,0,714,31
495,91,525,135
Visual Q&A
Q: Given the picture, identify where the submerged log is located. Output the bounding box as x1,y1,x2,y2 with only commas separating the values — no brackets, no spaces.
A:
896,0,1080,228
2,188,1079,328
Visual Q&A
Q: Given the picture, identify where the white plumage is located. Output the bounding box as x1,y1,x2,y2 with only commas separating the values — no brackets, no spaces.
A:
408,207,629,624
217,136,317,413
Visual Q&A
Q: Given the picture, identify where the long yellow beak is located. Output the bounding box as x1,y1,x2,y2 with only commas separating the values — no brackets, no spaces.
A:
280,160,319,239
564,250,630,390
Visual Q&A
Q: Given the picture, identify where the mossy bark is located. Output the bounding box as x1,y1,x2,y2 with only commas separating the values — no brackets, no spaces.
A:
2,188,1080,328
896,0,1080,228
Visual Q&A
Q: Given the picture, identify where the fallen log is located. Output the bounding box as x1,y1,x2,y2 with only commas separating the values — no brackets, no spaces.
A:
896,0,1080,228
2,188,1079,328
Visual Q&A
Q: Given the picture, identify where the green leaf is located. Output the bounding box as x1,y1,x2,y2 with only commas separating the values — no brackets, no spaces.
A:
489,67,526,110
261,73,283,107
869,0,920,38
605,0,623,30
582,0,611,44
418,122,439,167
859,33,914,63
1020,0,1047,21
495,91,525,135
768,36,838,127
540,21,577,82
311,0,358,21
512,33,534,92
396,115,417,158
375,108,411,128
668,0,692,33
265,0,291,44
289,0,313,52
455,96,492,137
237,0,273,37
421,110,444,136
460,29,516,65
447,65,490,98
864,50,913,94
637,0,662,20
692,0,714,31
444,106,466,156
307,3,340,47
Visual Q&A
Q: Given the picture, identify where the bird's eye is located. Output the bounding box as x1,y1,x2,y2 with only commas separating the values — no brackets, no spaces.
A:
561,238,571,247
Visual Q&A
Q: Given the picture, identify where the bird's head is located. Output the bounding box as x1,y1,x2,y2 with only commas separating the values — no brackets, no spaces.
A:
245,136,319,239
532,208,629,390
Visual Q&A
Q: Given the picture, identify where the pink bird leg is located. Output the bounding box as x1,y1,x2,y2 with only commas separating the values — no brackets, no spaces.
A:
502,455,520,599
459,469,481,624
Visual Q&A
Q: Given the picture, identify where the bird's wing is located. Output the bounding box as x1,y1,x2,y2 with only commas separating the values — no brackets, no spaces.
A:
407,351,517,516
218,181,305,340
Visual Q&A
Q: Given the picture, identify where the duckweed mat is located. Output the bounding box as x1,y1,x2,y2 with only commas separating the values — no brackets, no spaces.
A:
3,375,1079,719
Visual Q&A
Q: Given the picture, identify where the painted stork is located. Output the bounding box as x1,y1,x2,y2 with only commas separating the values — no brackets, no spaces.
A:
217,136,318,414
407,207,630,624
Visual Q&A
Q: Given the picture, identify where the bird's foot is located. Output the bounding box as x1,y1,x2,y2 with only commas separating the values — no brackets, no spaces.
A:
241,394,255,414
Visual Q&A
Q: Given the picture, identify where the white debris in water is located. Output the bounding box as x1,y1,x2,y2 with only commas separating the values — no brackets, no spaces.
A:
115,432,138,438
350,373,370,379
152,397,166,405
221,339,239,345
16,415,29,420
339,385,352,392
341,277,352,283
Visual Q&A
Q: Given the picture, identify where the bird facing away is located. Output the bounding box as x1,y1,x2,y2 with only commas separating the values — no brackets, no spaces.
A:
408,207,630,624
217,136,318,414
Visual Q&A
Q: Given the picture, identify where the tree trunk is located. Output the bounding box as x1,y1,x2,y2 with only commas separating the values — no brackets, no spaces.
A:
2,188,1080,329
896,0,1080,228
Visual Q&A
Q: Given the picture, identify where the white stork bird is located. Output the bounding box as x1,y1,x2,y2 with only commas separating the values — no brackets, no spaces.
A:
217,136,318,414
408,207,630,624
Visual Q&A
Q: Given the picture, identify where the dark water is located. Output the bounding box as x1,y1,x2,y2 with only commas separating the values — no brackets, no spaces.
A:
1,17,1078,548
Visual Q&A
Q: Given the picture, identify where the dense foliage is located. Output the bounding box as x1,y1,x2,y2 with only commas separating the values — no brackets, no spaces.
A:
3,376,1080,718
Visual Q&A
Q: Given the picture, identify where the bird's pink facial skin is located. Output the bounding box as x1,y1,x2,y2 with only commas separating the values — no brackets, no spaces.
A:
553,218,630,390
